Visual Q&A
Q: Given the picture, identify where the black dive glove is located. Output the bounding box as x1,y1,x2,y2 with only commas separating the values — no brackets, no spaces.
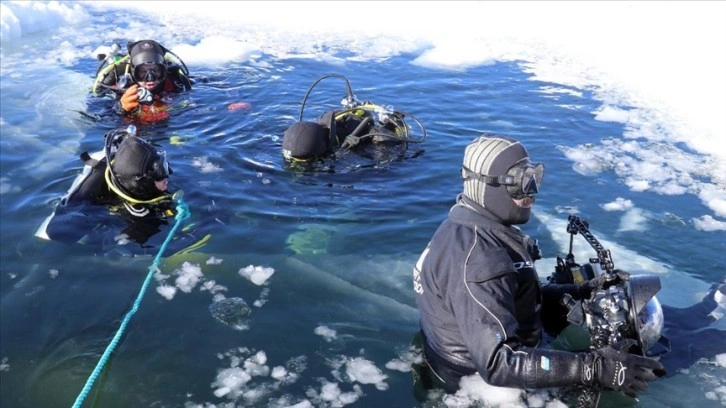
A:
585,339,666,397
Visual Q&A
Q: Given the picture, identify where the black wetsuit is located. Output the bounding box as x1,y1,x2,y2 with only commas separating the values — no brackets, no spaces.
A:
45,159,174,246
413,194,591,392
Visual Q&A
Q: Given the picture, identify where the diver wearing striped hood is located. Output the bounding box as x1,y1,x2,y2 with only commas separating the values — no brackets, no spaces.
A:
459,134,543,225
412,135,665,399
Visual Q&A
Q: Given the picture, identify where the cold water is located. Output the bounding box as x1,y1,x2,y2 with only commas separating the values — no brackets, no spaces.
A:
1,2,724,407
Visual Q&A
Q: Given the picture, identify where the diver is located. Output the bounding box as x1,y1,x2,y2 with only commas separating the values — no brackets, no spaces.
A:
91,39,192,123
411,135,666,404
36,126,176,248
281,73,427,164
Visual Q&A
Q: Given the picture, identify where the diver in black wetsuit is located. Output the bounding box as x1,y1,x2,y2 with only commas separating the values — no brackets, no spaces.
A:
91,39,192,124
38,126,175,247
411,135,666,400
281,73,427,163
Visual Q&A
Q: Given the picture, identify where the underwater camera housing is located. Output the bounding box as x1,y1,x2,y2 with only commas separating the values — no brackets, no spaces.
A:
550,215,670,357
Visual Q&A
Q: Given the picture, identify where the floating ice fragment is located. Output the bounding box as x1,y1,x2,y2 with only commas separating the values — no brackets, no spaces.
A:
209,297,251,328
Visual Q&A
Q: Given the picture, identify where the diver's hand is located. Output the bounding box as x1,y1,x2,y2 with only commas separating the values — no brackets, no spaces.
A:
120,84,140,112
587,339,666,397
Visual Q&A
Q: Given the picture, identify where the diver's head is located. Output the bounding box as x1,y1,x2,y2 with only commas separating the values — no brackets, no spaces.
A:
282,121,330,162
128,40,167,92
461,135,543,225
112,136,170,201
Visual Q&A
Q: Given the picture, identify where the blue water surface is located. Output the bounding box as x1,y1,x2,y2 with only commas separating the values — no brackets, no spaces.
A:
1,3,725,408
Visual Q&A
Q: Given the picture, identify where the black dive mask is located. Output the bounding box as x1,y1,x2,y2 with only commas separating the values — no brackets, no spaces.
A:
462,160,544,199
503,161,544,199
148,152,170,181
133,63,166,83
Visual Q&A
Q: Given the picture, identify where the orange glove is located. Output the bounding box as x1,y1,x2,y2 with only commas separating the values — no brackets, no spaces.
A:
120,84,139,112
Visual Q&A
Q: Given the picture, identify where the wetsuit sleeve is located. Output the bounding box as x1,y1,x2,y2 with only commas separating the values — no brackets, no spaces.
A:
541,282,588,301
540,281,588,337
121,219,162,244
453,249,592,389
118,203,172,244
113,100,126,115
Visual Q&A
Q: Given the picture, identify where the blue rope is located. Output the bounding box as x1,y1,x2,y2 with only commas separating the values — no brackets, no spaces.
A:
72,197,191,408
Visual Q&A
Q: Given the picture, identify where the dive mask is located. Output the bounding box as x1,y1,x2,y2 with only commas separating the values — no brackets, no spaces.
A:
134,63,166,83
149,151,170,181
504,160,544,199
462,159,544,199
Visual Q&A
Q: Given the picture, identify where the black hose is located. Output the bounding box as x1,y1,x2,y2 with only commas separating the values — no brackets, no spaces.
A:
298,73,354,121
350,116,373,137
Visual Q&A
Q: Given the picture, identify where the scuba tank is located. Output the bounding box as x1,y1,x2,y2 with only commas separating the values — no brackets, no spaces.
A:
33,126,133,242
93,43,131,97
99,43,123,65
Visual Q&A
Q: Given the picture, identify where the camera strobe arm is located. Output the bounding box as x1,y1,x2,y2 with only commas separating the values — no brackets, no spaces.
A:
566,215,615,273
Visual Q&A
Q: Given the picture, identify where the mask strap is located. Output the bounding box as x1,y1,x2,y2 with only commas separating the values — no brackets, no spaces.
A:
462,165,515,186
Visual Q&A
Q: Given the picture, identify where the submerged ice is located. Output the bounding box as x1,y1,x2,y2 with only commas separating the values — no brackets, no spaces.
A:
209,297,251,328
